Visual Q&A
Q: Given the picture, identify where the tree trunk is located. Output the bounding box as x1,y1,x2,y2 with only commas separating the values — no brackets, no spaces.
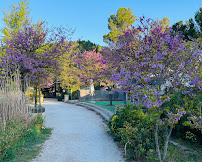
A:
54,79,57,97
109,94,112,105
39,86,41,107
126,93,128,104
34,86,37,108
155,123,162,162
162,125,173,161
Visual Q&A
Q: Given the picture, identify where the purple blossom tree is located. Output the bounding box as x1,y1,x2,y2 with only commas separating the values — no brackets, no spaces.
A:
1,21,74,107
106,17,201,161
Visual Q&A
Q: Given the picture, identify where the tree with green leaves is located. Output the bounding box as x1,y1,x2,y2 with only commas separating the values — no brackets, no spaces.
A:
103,7,136,43
78,40,97,52
172,21,186,35
2,0,30,41
195,6,202,35
172,19,199,41
186,18,199,40
77,40,102,53
58,41,83,92
158,17,170,31
172,6,202,41
151,17,170,33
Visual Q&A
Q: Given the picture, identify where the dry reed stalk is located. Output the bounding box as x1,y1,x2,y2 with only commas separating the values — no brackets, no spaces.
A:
0,69,31,131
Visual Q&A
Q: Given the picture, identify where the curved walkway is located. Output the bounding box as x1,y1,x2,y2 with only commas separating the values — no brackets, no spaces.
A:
32,99,124,162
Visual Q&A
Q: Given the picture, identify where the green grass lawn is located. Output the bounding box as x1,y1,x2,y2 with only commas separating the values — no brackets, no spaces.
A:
84,101,132,113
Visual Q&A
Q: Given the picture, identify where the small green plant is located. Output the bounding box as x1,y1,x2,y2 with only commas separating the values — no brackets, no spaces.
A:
56,93,63,101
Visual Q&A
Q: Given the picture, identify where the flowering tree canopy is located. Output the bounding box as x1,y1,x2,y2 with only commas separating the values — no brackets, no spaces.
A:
106,17,201,161
75,50,107,85
1,21,73,86
110,17,201,109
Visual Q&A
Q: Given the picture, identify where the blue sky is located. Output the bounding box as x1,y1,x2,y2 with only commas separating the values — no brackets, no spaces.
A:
0,0,201,46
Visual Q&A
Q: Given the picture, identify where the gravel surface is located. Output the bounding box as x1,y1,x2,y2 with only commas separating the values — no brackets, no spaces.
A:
32,99,125,162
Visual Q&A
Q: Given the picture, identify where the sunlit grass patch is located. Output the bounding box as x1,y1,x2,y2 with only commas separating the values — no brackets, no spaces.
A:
0,115,52,162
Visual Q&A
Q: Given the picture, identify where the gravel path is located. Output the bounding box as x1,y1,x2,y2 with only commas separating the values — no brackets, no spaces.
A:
32,99,124,162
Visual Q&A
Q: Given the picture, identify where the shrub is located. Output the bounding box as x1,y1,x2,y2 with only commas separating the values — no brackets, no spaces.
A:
94,85,104,90
56,94,63,101
109,105,161,161
72,90,79,100
64,90,78,100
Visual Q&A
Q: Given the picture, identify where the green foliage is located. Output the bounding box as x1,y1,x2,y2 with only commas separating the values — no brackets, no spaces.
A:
172,6,202,40
186,18,200,40
78,40,98,52
186,131,198,143
195,6,202,34
109,105,160,161
161,91,202,144
56,93,64,101
32,113,44,127
94,85,104,90
103,8,136,43
2,0,30,41
58,41,84,92
0,126,51,162
0,114,51,161
0,119,28,159
172,19,199,41
156,17,170,32
72,90,79,100
158,17,170,28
